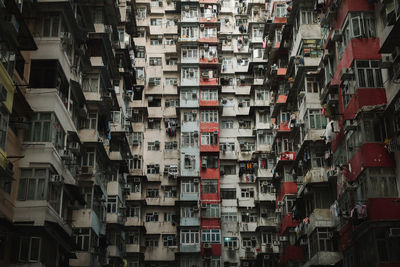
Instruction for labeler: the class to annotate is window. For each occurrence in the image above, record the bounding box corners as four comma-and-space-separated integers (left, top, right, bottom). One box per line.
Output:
148, 119, 161, 129
239, 120, 251, 129
145, 237, 159, 247
242, 237, 256, 248
221, 212, 237, 222
309, 228, 336, 258
149, 57, 162, 66
150, 18, 162, 26
181, 90, 198, 102
165, 141, 178, 150
150, 38, 162, 45
182, 132, 199, 147
241, 188, 254, 198
355, 60, 383, 88
242, 212, 257, 223
18, 236, 41, 262
182, 6, 198, 19
200, 27, 217, 38
81, 112, 97, 129
165, 38, 175, 45
166, 78, 178, 86
181, 180, 199, 193
201, 89, 218, 100
81, 187, 92, 209
182, 67, 198, 80
258, 133, 273, 145
18, 168, 47, 201
136, 68, 145, 80
130, 155, 142, 170
126, 232, 139, 244
256, 89, 269, 101
81, 147, 95, 167
221, 189, 236, 199
147, 141, 160, 151
39, 14, 63, 37
224, 237, 238, 248
308, 109, 327, 129
164, 187, 177, 198
82, 74, 100, 92
182, 47, 198, 59
147, 164, 160, 174
300, 10, 316, 24
221, 164, 236, 174
181, 230, 199, 244
306, 77, 319, 93
260, 181, 275, 194
201, 110, 218, 123
166, 57, 178, 65
202, 155, 218, 168
275, 4, 286, 18
201, 132, 218, 145
107, 196, 117, 213
74, 228, 90, 251
165, 99, 179, 107
182, 26, 198, 39
136, 7, 146, 19
146, 189, 159, 198
184, 155, 196, 169
148, 78, 161, 86
26, 113, 65, 151
129, 132, 142, 145
146, 212, 159, 222
239, 141, 256, 151
203, 204, 220, 218
126, 206, 140, 217
181, 207, 198, 218
202, 229, 221, 243
163, 235, 177, 247
201, 179, 218, 194
261, 232, 277, 244
221, 120, 233, 129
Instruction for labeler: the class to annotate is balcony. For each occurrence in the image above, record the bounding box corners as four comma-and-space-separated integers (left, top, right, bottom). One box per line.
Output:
343, 88, 387, 121
279, 213, 298, 236
240, 222, 257, 232
180, 243, 201, 253
347, 143, 394, 182
125, 216, 142, 227
144, 221, 176, 234
200, 77, 219, 86
260, 243, 279, 254
306, 251, 343, 266
144, 246, 177, 261
180, 217, 201, 226
180, 192, 200, 201
126, 244, 142, 253
106, 213, 126, 225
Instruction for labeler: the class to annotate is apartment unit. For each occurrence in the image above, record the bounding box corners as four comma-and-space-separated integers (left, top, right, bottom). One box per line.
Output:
269, 0, 400, 267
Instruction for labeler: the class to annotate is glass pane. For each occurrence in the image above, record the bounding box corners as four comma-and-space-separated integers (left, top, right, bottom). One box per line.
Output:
36, 179, 45, 200
27, 179, 36, 200
51, 16, 60, 37
19, 237, 29, 261
18, 179, 27, 200
33, 122, 41, 142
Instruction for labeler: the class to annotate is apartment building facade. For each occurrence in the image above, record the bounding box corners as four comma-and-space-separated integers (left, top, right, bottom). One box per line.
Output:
1, 0, 400, 267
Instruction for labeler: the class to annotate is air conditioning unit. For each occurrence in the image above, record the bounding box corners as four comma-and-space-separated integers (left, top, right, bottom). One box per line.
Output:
200, 24, 205, 28
194, 178, 199, 183
277, 201, 283, 206
173, 80, 178, 85
132, 140, 139, 146
327, 170, 337, 178
275, 208, 282, 213
201, 162, 207, 168
273, 240, 280, 246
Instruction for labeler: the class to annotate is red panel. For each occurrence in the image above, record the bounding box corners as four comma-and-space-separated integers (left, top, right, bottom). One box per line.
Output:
343, 88, 387, 120
200, 122, 219, 131
201, 192, 219, 200
347, 143, 394, 182
273, 17, 287, 24
201, 218, 220, 227
199, 37, 218, 43
276, 95, 287, 104
333, 0, 375, 30
200, 77, 219, 85
279, 122, 290, 132
280, 152, 295, 161
277, 68, 287, 76
199, 57, 218, 64
367, 198, 400, 221
199, 17, 218, 23
199, 100, 219, 106
279, 213, 298, 236
279, 245, 302, 263
277, 182, 297, 202
200, 167, 220, 178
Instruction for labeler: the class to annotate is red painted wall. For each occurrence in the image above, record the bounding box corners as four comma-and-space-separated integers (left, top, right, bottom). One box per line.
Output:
279, 213, 298, 236
339, 222, 353, 251
277, 182, 297, 202
347, 143, 394, 182
279, 245, 302, 263
201, 218, 220, 227
367, 198, 400, 221
332, 0, 375, 30
343, 88, 387, 120
200, 122, 219, 131
201, 243, 222, 255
